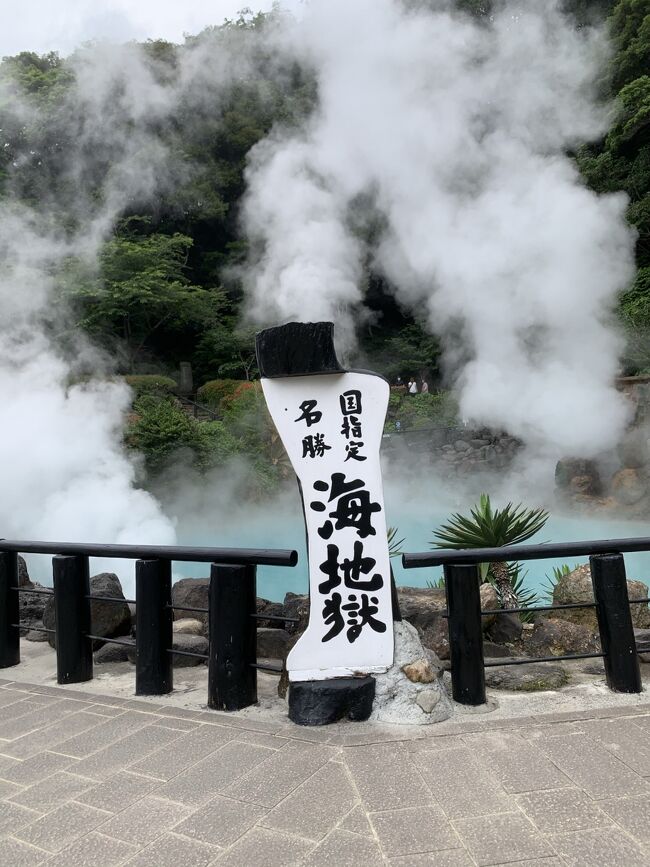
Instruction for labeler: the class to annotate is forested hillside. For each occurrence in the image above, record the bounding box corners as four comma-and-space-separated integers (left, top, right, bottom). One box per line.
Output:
0, 0, 647, 488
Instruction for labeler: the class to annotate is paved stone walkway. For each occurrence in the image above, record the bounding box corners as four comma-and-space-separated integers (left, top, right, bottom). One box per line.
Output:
2, 678, 650, 865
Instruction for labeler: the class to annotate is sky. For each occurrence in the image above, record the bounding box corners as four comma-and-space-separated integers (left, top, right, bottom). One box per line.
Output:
0, 0, 301, 57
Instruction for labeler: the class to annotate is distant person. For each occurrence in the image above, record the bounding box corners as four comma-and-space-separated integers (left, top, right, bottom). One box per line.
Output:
421, 380, 429, 394
408, 378, 418, 395
396, 375, 403, 387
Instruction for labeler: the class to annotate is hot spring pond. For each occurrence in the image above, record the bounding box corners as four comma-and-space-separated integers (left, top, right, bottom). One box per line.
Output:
176, 508, 650, 604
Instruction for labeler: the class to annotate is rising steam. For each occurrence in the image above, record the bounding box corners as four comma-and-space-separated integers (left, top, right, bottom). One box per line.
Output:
242, 0, 637, 460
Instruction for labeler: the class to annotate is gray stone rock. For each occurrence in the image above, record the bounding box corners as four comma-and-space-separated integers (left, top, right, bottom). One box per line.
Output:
95, 640, 134, 664
171, 577, 209, 627
18, 555, 30, 587
487, 612, 523, 644
370, 621, 451, 724
283, 592, 311, 635
173, 618, 204, 636
480, 583, 499, 629
483, 641, 513, 659
126, 633, 208, 667
25, 626, 49, 642
524, 618, 600, 657
454, 440, 470, 452
553, 564, 650, 629
257, 628, 290, 660
581, 660, 606, 675
416, 690, 441, 713
485, 664, 569, 691
397, 586, 449, 657
43, 572, 131, 649
611, 468, 647, 505
19, 583, 52, 626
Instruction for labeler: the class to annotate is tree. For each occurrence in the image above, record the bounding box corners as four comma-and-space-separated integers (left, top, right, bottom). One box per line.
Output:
62, 229, 224, 368
432, 494, 549, 608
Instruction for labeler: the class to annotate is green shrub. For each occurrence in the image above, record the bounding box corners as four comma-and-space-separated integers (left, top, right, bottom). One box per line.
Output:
123, 375, 177, 398
385, 390, 459, 431
196, 378, 243, 408
126, 394, 226, 473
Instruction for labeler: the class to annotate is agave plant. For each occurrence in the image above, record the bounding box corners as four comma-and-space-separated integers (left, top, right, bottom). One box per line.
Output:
387, 526, 405, 559
432, 494, 549, 609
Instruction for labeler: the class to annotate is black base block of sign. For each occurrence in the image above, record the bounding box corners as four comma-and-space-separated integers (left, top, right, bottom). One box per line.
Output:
288, 676, 375, 726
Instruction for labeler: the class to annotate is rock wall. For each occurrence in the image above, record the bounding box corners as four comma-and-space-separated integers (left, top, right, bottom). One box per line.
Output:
430, 429, 522, 478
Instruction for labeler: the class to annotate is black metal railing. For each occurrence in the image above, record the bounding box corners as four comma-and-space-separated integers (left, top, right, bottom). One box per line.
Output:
0, 541, 297, 712
403, 537, 650, 706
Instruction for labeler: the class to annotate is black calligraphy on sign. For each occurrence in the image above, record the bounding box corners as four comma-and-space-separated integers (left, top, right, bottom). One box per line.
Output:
301, 434, 331, 459
321, 592, 387, 643
318, 541, 384, 594
295, 399, 322, 427
340, 390, 362, 415
309, 473, 381, 540
339, 390, 366, 461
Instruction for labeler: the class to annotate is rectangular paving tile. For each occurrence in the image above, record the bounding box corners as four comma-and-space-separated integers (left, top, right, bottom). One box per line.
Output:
537, 734, 649, 799
516, 788, 612, 834
549, 827, 649, 867
71, 723, 182, 780
0, 689, 32, 709
95, 796, 192, 845
8, 771, 94, 812
173, 794, 266, 846
261, 761, 358, 842
0, 778, 23, 799
37, 832, 138, 867
0, 802, 41, 836
226, 742, 337, 809
0, 703, 79, 741
0, 699, 51, 727
54, 712, 155, 758
122, 832, 219, 867
215, 827, 314, 867
453, 812, 556, 866
1, 750, 76, 786
1, 711, 105, 759
302, 829, 384, 867
0, 837, 49, 867
370, 804, 461, 856
387, 852, 475, 867
599, 793, 650, 842
14, 802, 110, 853
417, 747, 512, 819
158, 740, 274, 807
129, 724, 235, 780
580, 718, 650, 775
343, 743, 432, 812
75, 770, 160, 812
464, 732, 571, 794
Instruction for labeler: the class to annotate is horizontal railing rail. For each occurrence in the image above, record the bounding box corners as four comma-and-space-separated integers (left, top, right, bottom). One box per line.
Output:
402, 540, 649, 707
0, 539, 297, 566
0, 540, 298, 713
403, 536, 650, 568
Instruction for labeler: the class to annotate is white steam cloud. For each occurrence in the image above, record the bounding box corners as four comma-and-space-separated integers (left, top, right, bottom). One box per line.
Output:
0, 33, 260, 580
243, 0, 637, 461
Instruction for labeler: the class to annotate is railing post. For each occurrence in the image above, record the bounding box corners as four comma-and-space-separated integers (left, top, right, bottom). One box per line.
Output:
590, 553, 641, 693
208, 563, 257, 711
136, 559, 173, 696
0, 552, 20, 668
445, 563, 486, 705
53, 554, 92, 684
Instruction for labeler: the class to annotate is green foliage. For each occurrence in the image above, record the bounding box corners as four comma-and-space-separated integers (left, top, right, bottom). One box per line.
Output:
196, 379, 243, 408
432, 494, 549, 615
386, 390, 458, 431
610, 0, 650, 91
123, 374, 177, 397
432, 494, 549, 550
541, 563, 574, 601
387, 526, 405, 559
126, 395, 230, 473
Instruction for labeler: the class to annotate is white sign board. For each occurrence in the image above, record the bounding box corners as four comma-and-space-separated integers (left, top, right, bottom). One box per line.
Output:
262, 371, 394, 682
